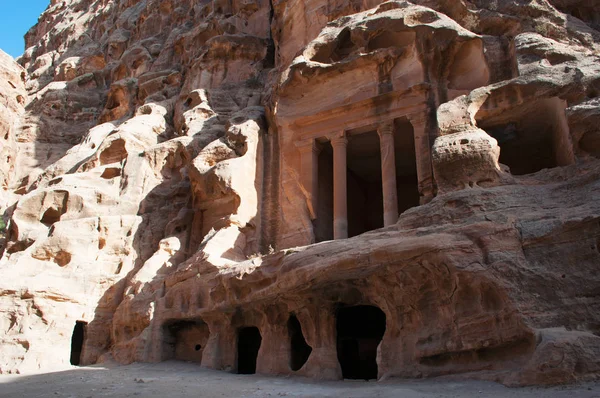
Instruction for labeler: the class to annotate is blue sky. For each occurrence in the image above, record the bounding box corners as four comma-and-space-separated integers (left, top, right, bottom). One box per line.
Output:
0, 1, 50, 58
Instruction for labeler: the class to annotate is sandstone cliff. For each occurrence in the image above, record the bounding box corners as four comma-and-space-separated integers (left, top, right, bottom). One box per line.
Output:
0, 0, 598, 386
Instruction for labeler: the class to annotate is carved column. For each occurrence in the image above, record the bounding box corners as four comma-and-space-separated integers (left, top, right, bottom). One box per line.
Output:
331, 132, 348, 240
408, 111, 435, 204
378, 121, 399, 227
295, 139, 321, 220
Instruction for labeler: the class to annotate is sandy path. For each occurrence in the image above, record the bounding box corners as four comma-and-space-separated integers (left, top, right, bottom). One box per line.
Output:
0, 361, 598, 398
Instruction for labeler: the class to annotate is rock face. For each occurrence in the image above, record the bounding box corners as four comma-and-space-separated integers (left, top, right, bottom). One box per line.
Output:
0, 0, 599, 386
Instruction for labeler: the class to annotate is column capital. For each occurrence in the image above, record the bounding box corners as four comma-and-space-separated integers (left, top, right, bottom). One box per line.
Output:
377, 120, 394, 137
329, 131, 348, 147
295, 138, 321, 155
407, 111, 429, 128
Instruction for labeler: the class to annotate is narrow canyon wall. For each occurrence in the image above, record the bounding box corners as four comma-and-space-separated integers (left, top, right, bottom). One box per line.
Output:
0, 0, 599, 386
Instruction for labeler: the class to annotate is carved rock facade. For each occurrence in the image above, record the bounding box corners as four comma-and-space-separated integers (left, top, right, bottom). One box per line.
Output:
0, 0, 599, 386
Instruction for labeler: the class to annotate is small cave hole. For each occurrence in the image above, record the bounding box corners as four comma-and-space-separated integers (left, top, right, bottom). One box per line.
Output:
288, 315, 312, 371
237, 326, 262, 374
162, 319, 209, 363
138, 105, 153, 115
100, 167, 121, 179
41, 207, 64, 226
48, 178, 63, 186
336, 305, 386, 380
99, 139, 127, 165
54, 250, 72, 267
70, 321, 87, 366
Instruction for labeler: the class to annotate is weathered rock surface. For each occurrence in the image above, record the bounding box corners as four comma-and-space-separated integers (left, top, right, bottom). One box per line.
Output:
0, 50, 26, 210
0, 0, 598, 387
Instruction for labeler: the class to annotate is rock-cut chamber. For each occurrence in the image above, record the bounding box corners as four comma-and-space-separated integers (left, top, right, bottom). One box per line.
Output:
70, 321, 87, 366
237, 326, 262, 374
336, 305, 386, 380
162, 319, 209, 363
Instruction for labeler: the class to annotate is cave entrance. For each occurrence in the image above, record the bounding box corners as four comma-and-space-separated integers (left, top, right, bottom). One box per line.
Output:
162, 319, 209, 363
70, 321, 87, 366
336, 305, 386, 380
237, 326, 262, 374
479, 97, 574, 175
288, 315, 312, 371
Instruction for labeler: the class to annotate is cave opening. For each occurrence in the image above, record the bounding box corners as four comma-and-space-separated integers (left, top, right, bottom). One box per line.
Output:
479, 97, 574, 175
70, 321, 87, 366
288, 315, 312, 371
162, 319, 209, 363
336, 305, 386, 380
485, 121, 556, 175
237, 326, 262, 374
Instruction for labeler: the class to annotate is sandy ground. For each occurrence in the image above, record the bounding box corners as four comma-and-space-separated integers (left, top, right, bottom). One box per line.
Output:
0, 361, 599, 398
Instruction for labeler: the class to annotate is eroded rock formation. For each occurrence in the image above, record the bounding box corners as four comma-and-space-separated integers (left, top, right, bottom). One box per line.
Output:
0, 0, 599, 386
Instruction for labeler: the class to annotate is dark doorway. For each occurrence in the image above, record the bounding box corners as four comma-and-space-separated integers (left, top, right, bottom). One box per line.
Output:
288, 315, 312, 371
346, 131, 384, 237
315, 141, 334, 242
393, 119, 420, 214
237, 326, 262, 374
336, 305, 386, 380
70, 321, 87, 366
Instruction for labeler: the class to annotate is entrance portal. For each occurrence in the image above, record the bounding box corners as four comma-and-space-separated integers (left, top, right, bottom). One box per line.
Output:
288, 315, 312, 371
70, 321, 87, 366
392, 119, 419, 214
336, 305, 386, 380
315, 142, 334, 242
346, 131, 384, 237
237, 326, 262, 374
